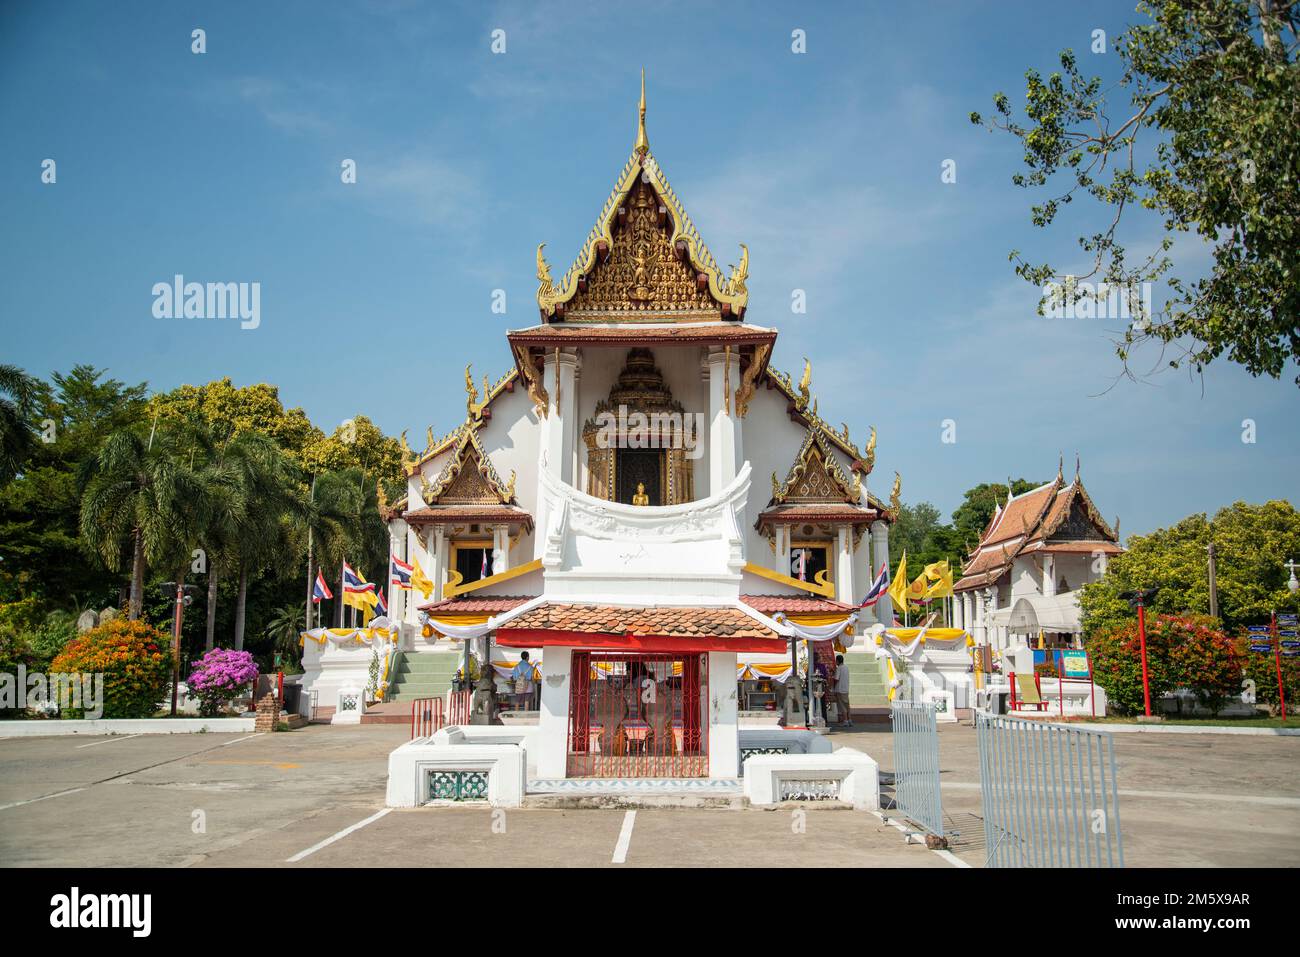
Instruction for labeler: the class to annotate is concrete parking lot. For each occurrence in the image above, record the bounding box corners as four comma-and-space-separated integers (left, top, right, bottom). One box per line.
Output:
0, 721, 1295, 867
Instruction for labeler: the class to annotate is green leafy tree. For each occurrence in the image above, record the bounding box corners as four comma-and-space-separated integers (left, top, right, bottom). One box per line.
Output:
0, 367, 148, 606
77, 425, 205, 620
972, 0, 1300, 384
0, 364, 40, 483
1080, 500, 1300, 637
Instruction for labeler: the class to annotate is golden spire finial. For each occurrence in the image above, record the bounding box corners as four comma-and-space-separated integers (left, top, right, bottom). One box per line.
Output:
634, 69, 649, 157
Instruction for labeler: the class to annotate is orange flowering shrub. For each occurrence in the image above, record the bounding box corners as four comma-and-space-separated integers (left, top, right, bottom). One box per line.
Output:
50, 619, 173, 718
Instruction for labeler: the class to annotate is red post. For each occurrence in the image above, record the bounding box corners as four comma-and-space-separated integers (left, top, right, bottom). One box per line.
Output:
1273, 611, 1287, 721
1137, 601, 1152, 717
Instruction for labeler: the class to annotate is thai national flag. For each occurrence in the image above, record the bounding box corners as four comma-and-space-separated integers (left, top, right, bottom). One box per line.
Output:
374, 588, 388, 615
342, 561, 374, 594
390, 554, 412, 590
791, 549, 807, 582
312, 570, 333, 603
480, 549, 489, 578
859, 562, 890, 607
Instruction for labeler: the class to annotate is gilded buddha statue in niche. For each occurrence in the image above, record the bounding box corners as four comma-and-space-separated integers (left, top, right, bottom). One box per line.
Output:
631, 482, 650, 506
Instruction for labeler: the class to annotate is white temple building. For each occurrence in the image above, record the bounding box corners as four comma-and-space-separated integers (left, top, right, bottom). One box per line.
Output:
301, 81, 900, 797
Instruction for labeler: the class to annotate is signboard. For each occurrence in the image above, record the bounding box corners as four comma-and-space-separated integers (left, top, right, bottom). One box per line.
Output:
1278, 629, 1298, 638
1278, 613, 1298, 624
1248, 625, 1272, 634
1250, 643, 1274, 653
1058, 649, 1091, 678
1281, 640, 1300, 649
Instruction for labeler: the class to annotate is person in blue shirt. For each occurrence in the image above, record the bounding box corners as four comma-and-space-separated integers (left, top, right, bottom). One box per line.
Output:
510, 651, 536, 711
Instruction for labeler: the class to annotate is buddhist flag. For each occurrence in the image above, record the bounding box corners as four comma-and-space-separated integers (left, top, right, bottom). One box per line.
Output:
887, 551, 910, 610
410, 558, 434, 600
924, 560, 954, 599
905, 570, 930, 605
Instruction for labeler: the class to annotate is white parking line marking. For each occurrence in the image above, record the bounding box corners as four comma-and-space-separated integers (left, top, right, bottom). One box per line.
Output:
612, 810, 636, 864
0, 787, 86, 811
76, 734, 144, 749
285, 808, 393, 863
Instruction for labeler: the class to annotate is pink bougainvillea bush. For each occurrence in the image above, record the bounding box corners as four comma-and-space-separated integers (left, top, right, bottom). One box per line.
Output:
187, 649, 259, 716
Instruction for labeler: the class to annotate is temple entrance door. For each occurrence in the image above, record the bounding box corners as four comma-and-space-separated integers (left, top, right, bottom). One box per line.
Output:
567, 651, 708, 777
616, 449, 663, 505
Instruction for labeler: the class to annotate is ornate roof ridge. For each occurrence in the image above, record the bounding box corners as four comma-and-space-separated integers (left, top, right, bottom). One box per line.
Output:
536, 120, 749, 319
764, 366, 869, 466
405, 368, 518, 473
771, 428, 859, 507
418, 422, 517, 507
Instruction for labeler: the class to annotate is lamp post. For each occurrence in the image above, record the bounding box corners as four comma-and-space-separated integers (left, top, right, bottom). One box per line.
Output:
161, 582, 199, 716
1121, 588, 1159, 717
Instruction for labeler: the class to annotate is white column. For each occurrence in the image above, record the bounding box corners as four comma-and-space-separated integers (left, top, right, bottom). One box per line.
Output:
773, 524, 791, 575
1043, 555, 1056, 597
870, 521, 892, 624
537, 646, 572, 778
708, 651, 739, 779
492, 524, 510, 574
706, 347, 740, 496
431, 525, 446, 603
534, 350, 579, 561
388, 522, 407, 626
835, 525, 853, 602
406, 524, 429, 625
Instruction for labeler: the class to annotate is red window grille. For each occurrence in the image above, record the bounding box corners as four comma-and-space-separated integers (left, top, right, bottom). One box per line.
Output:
566, 651, 709, 778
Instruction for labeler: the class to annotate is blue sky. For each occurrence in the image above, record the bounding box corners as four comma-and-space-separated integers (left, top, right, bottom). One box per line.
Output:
1, 0, 1295, 536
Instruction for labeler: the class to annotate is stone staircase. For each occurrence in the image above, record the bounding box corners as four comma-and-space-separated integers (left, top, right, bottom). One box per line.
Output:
386, 651, 459, 703
845, 654, 891, 717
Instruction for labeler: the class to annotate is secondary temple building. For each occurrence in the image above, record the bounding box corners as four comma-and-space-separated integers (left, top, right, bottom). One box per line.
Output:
952, 459, 1123, 653
307, 80, 900, 787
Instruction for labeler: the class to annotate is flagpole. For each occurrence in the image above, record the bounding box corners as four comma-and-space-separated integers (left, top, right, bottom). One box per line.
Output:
338, 562, 346, 628
305, 476, 316, 633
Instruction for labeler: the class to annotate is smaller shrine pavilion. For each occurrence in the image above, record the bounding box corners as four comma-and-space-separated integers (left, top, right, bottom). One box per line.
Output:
953, 457, 1123, 651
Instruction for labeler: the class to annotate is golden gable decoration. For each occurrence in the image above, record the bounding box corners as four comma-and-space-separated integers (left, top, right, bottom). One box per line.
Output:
535, 75, 749, 322
419, 429, 516, 507
772, 430, 858, 505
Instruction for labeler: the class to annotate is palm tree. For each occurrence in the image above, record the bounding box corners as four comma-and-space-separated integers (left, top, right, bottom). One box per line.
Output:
265, 602, 306, 666
295, 469, 364, 630
0, 363, 40, 483
224, 435, 304, 650
78, 424, 200, 620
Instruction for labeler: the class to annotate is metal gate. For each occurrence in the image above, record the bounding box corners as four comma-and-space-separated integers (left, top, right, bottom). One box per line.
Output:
889, 701, 945, 838
976, 712, 1124, 867
567, 651, 708, 777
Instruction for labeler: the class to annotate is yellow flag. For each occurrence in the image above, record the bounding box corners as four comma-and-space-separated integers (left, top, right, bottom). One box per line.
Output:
924, 560, 953, 599
922, 560, 948, 581
410, 558, 434, 600
905, 571, 929, 604
887, 551, 909, 609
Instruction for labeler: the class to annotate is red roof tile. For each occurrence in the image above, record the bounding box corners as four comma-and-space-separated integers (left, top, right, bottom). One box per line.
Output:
403, 504, 533, 532
498, 603, 780, 640
740, 595, 856, 615
420, 595, 532, 614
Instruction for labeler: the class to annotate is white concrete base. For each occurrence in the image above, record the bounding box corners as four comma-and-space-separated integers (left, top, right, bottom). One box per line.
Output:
0, 718, 256, 737
739, 728, 832, 755
385, 738, 526, 808
743, 747, 880, 809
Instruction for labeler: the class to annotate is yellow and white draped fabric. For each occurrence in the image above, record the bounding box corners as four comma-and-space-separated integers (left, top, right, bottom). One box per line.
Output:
299, 627, 392, 648
772, 612, 857, 648
490, 659, 542, 680
738, 662, 795, 683
424, 595, 549, 641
